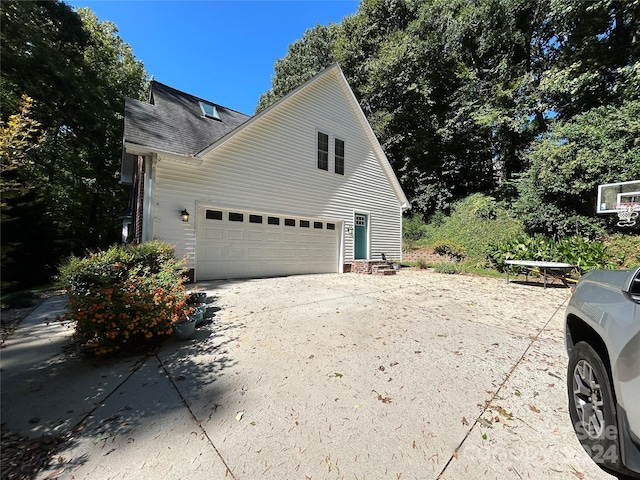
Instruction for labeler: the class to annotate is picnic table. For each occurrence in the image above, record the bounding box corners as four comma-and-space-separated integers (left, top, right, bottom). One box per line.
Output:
505, 260, 576, 288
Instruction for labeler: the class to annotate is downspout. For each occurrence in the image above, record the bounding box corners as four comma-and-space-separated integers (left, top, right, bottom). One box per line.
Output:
141, 155, 157, 242
132, 155, 145, 243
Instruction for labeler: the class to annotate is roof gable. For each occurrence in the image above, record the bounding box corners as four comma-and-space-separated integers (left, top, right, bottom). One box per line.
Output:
197, 64, 410, 210
124, 81, 251, 156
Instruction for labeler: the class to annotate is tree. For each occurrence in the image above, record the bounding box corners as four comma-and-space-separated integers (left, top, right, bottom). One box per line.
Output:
514, 2, 640, 237
0, 1, 148, 289
0, 95, 43, 206
541, 0, 640, 118
515, 98, 640, 237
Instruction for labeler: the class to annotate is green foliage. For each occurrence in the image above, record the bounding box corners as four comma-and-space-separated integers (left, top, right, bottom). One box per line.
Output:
415, 257, 429, 269
411, 194, 524, 262
431, 241, 467, 261
515, 99, 640, 237
604, 234, 640, 269
0, 94, 42, 205
541, 0, 640, 117
467, 195, 498, 220
403, 215, 430, 241
1, 1, 148, 289
1, 290, 37, 309
433, 262, 462, 275
486, 234, 615, 274
58, 242, 189, 356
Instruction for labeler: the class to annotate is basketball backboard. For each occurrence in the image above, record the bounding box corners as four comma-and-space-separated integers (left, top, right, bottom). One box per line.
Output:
597, 180, 640, 214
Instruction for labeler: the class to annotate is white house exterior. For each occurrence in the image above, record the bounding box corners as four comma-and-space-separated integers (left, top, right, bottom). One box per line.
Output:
122, 64, 409, 280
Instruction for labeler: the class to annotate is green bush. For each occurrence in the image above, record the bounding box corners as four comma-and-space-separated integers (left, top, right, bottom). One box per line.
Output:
486, 234, 615, 274
406, 194, 524, 262
403, 215, 430, 241
431, 241, 467, 261
604, 234, 640, 268
58, 241, 190, 355
415, 257, 429, 269
467, 194, 497, 220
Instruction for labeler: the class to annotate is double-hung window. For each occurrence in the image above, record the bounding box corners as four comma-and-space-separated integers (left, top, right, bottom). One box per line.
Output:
317, 131, 345, 175
317, 132, 329, 171
334, 138, 344, 175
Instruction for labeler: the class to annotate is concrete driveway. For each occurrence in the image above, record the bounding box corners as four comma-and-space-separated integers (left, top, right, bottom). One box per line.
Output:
2, 270, 617, 479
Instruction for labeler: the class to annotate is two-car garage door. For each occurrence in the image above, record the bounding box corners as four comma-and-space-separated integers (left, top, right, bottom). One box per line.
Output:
196, 206, 340, 280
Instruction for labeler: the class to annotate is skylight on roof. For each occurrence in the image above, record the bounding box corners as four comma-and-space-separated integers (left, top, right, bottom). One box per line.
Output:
199, 101, 220, 120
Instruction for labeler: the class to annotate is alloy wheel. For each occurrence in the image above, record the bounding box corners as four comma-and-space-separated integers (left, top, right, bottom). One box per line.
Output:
572, 359, 605, 439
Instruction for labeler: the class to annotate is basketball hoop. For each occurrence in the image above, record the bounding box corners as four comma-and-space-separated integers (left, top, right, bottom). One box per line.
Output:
614, 203, 640, 227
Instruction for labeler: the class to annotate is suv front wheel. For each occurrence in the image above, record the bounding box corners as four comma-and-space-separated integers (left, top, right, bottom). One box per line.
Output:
567, 341, 623, 473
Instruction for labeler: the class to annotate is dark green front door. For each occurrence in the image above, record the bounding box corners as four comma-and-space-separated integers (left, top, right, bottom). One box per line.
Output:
354, 213, 368, 260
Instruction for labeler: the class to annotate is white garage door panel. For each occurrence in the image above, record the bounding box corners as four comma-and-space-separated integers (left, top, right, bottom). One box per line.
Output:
204, 228, 224, 240
203, 246, 224, 259
196, 207, 339, 280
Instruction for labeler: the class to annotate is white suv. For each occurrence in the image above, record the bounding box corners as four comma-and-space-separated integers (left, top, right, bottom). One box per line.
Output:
565, 266, 640, 479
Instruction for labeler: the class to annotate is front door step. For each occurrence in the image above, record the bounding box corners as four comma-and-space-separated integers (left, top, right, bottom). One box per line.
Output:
350, 260, 396, 275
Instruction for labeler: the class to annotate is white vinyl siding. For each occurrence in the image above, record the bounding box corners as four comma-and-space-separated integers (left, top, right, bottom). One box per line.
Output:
149, 68, 404, 275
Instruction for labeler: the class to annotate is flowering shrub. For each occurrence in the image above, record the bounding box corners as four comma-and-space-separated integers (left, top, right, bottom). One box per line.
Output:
58, 241, 190, 355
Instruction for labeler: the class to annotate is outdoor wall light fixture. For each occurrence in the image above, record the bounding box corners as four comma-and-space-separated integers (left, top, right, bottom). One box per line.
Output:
181, 209, 190, 222
346, 226, 353, 235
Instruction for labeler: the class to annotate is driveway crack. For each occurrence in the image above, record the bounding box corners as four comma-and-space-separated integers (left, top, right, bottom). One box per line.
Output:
435, 296, 569, 479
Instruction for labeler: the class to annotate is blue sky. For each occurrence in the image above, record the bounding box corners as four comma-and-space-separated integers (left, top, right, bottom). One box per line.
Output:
67, 1, 360, 114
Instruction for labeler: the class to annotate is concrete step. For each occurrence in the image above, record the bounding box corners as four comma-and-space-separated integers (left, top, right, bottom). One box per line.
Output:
371, 265, 396, 275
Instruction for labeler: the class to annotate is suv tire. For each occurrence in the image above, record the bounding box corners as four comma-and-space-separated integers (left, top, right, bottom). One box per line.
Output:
567, 341, 623, 473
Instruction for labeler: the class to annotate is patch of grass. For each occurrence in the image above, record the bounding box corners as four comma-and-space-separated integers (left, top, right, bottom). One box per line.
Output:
1, 290, 37, 309
433, 262, 462, 274
415, 257, 430, 269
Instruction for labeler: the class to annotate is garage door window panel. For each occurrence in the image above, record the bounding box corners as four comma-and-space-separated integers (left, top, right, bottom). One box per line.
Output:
206, 210, 223, 220
229, 212, 244, 222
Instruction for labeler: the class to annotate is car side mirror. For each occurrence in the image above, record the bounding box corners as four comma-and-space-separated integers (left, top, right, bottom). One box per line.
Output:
622, 266, 640, 304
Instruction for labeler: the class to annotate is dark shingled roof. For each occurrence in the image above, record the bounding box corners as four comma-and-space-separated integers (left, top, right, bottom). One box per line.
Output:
124, 81, 252, 156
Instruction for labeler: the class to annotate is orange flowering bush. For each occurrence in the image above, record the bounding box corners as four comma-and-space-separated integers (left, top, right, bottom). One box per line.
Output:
58, 241, 190, 355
